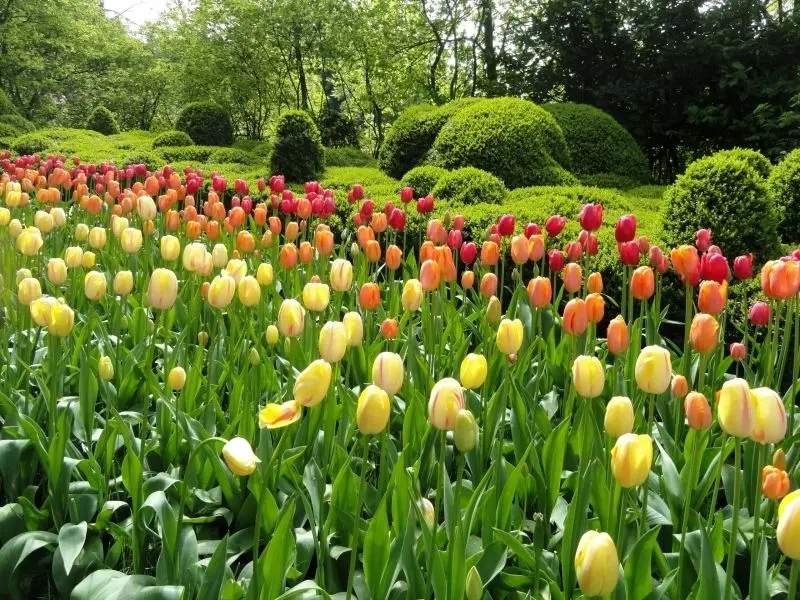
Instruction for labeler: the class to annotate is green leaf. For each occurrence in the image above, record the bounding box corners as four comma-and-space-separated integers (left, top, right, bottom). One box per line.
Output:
71, 570, 158, 600
623, 526, 660, 599
695, 523, 724, 600
363, 499, 391, 598
260, 499, 296, 600
197, 534, 229, 600
561, 458, 595, 600
542, 419, 569, 514
57, 521, 88, 576
0, 530, 57, 588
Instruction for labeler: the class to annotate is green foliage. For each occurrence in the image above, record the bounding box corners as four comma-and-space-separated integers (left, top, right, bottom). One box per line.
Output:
85, 106, 120, 135
158, 146, 215, 163
0, 114, 35, 134
0, 88, 18, 115
322, 166, 398, 192
663, 154, 779, 260
543, 102, 648, 180
269, 110, 325, 182
318, 105, 360, 148
378, 98, 481, 178
432, 97, 572, 189
152, 130, 194, 149
768, 148, 800, 243
399, 165, 448, 197
0, 124, 20, 139
324, 146, 376, 168
176, 101, 234, 146
579, 172, 642, 190
430, 167, 507, 206
208, 147, 259, 165
120, 151, 163, 171
712, 148, 772, 179
11, 132, 55, 155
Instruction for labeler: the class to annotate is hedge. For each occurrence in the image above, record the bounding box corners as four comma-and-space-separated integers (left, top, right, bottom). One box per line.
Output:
712, 148, 772, 179
269, 110, 325, 182
399, 166, 449, 198
768, 148, 800, 242
152, 130, 194, 149
324, 146, 377, 168
176, 101, 234, 146
11, 132, 56, 156
430, 167, 507, 206
0, 114, 35, 134
86, 106, 120, 135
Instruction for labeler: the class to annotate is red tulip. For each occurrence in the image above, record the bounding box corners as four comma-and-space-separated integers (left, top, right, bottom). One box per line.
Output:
453, 214, 465, 231
498, 214, 515, 237
615, 214, 636, 243
257, 178, 266, 192
383, 201, 395, 216
545, 215, 567, 237
448, 229, 463, 250
733, 254, 753, 280
638, 236, 650, 254
234, 179, 248, 196
579, 203, 603, 231
352, 184, 364, 201
700, 252, 729, 283
566, 241, 582, 262
270, 175, 285, 193
389, 208, 406, 231
524, 222, 541, 238
618, 241, 640, 266
695, 228, 712, 252
548, 249, 565, 272
749, 301, 770, 326
585, 233, 598, 256
461, 242, 477, 264
360, 199, 375, 219
400, 187, 414, 203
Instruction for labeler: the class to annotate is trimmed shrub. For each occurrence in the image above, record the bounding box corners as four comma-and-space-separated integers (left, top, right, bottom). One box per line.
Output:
11, 132, 55, 155
400, 166, 448, 198
432, 97, 571, 189
0, 114, 35, 134
324, 146, 376, 168
208, 147, 259, 165
269, 110, 324, 182
378, 98, 481, 178
662, 154, 779, 260
176, 101, 234, 146
713, 148, 772, 179
543, 102, 648, 180
579, 172, 641, 190
0, 137, 12, 150
430, 167, 507, 206
322, 166, 398, 191
768, 148, 800, 242
121, 151, 163, 171
152, 130, 194, 149
86, 106, 120, 135
318, 106, 360, 148
158, 146, 214, 163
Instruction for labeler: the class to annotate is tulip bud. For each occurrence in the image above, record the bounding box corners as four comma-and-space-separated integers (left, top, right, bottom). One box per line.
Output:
749, 301, 771, 326
147, 268, 178, 310
319, 321, 347, 363
635, 346, 672, 394
718, 378, 755, 438
562, 263, 582, 294
380, 318, 399, 339
372, 352, 404, 395
197, 331, 209, 347
733, 254, 753, 280
256, 262, 274, 287
460, 353, 488, 389
762, 466, 789, 501
486, 296, 501, 325
684, 391, 712, 430
221, 437, 260, 476
606, 315, 629, 355
563, 298, 588, 336
575, 531, 620, 597
750, 387, 787, 444
586, 293, 605, 324
168, 366, 186, 391
777, 491, 800, 559
454, 409, 478, 452
428, 377, 465, 430
357, 385, 391, 435
604, 396, 634, 437
343, 311, 363, 346
587, 272, 603, 294
774, 448, 788, 471
496, 318, 524, 354
465, 566, 483, 600
729, 342, 746, 361
572, 355, 605, 398
418, 498, 435, 530
671, 375, 688, 398
611, 433, 653, 488
98, 356, 114, 381
294, 359, 332, 407
690, 313, 719, 353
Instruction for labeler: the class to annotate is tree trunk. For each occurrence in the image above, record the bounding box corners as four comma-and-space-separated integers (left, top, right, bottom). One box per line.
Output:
292, 25, 309, 110
482, 0, 497, 95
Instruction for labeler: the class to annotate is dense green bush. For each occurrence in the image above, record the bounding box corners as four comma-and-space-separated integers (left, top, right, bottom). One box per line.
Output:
399, 165, 448, 197
176, 101, 234, 146
86, 106, 120, 135
208, 147, 259, 165
432, 97, 572, 188
0, 88, 18, 115
121, 150, 163, 171
152, 130, 194, 148
318, 105, 360, 148
324, 146, 376, 168
158, 146, 215, 163
768, 148, 800, 242
0, 114, 35, 134
322, 166, 398, 191
11, 132, 55, 155
713, 148, 772, 179
0, 123, 20, 139
430, 167, 507, 206
662, 154, 779, 260
269, 110, 324, 182
543, 103, 648, 180
579, 172, 641, 190
378, 98, 480, 178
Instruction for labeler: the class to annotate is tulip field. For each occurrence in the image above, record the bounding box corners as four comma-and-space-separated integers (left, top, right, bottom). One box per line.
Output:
1, 156, 800, 600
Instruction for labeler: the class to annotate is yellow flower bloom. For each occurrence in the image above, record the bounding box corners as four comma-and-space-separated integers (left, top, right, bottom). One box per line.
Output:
750, 387, 787, 444
302, 281, 330, 312
343, 311, 363, 346
454, 409, 478, 452
212, 244, 229, 268
47, 258, 67, 285
33, 210, 53, 234
182, 242, 206, 272
224, 258, 247, 284
372, 351, 404, 395
88, 226, 106, 249
48, 301, 75, 337
496, 318, 524, 354
221, 437, 260, 476
167, 366, 186, 391
16, 226, 43, 256
113, 271, 134, 296
259, 400, 302, 429
356, 385, 391, 434
147, 268, 178, 310
237, 275, 261, 307
84, 271, 107, 301
137, 195, 157, 221
575, 531, 619, 597
604, 396, 634, 438
120, 227, 143, 254
99, 356, 114, 381
160, 235, 181, 261
459, 353, 488, 389
81, 251, 96, 269
294, 359, 332, 407
778, 491, 800, 559
30, 296, 57, 327
111, 215, 129, 238
401, 278, 423, 312
330, 258, 353, 292
718, 378, 755, 438
319, 321, 347, 363
64, 246, 83, 269
256, 263, 273, 287
634, 346, 672, 395
278, 299, 304, 337
611, 433, 653, 488
265, 325, 279, 345
428, 377, 465, 430
572, 355, 606, 398
17, 277, 42, 306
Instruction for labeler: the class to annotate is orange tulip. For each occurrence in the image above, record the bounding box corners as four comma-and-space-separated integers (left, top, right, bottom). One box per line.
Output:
461, 271, 475, 289
165, 209, 180, 231
525, 276, 550, 308
269, 216, 282, 235
690, 313, 719, 353
420, 259, 441, 291
365, 239, 381, 262
427, 219, 446, 244
480, 272, 498, 298
371, 212, 388, 233
279, 243, 298, 270
420, 240, 436, 262
285, 221, 299, 241
357, 225, 375, 248
145, 175, 160, 196
236, 231, 255, 254
562, 263, 582, 294
586, 293, 605, 324
254, 206, 267, 226
386, 244, 402, 270
671, 375, 688, 398
630, 266, 655, 300
229, 206, 245, 228
607, 315, 629, 355
528, 234, 545, 261
481, 241, 499, 266
380, 318, 399, 339
563, 298, 588, 336
315, 229, 334, 256
587, 272, 603, 294
510, 235, 529, 265
761, 260, 800, 300
207, 220, 220, 240
671, 245, 699, 281
684, 391, 712, 430
762, 466, 790, 500
185, 220, 201, 239
299, 241, 314, 264
698, 280, 727, 315
211, 202, 226, 222
359, 282, 381, 310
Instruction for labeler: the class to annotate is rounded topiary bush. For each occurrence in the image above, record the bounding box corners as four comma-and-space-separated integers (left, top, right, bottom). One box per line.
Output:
662, 154, 779, 260
542, 102, 648, 181
430, 167, 507, 206
121, 151, 163, 171
208, 147, 259, 165
768, 148, 800, 243
86, 106, 120, 135
152, 130, 194, 149
432, 97, 571, 189
11, 132, 54, 156
378, 98, 481, 179
269, 109, 324, 182
400, 165, 449, 198
176, 101, 234, 146
0, 114, 35, 134
713, 148, 772, 179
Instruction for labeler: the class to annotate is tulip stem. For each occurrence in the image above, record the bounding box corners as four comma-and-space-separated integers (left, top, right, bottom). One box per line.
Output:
724, 438, 742, 599
676, 430, 701, 598
615, 486, 626, 551
749, 443, 766, 594
709, 432, 727, 514
639, 394, 655, 537
790, 298, 800, 436
789, 561, 799, 600
345, 436, 369, 600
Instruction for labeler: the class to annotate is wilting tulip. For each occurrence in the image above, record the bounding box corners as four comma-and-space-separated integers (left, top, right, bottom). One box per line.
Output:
496, 319, 524, 354
733, 254, 753, 279
690, 313, 719, 353
562, 263, 582, 294
762, 466, 789, 501
630, 266, 655, 300
527, 276, 552, 308
428, 378, 465, 430
18, 277, 42, 306
160, 235, 180, 262
684, 392, 712, 430
671, 245, 699, 282
319, 321, 347, 363
303, 282, 330, 312
750, 387, 787, 444
278, 299, 304, 337
575, 531, 619, 597
168, 366, 186, 391
761, 259, 800, 299
730, 342, 746, 361
718, 378, 755, 438
460, 353, 488, 389
98, 356, 114, 381
294, 359, 332, 407
671, 375, 688, 398
563, 298, 588, 336
343, 311, 363, 346
454, 409, 478, 452
372, 352, 404, 395
84, 271, 107, 301
256, 263, 273, 287
777, 491, 800, 559
635, 345, 672, 394
357, 385, 391, 434
749, 301, 771, 326
604, 396, 634, 438
237, 276, 261, 307
359, 283, 381, 310
113, 271, 134, 296
607, 315, 629, 355
611, 433, 653, 488
587, 272, 603, 294
259, 400, 302, 429
120, 227, 143, 254
586, 293, 605, 324
221, 437, 260, 476
572, 355, 605, 398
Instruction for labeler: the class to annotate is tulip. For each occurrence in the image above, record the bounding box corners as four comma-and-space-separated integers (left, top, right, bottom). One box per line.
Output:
480, 272, 498, 298
697, 280, 726, 315
749, 301, 771, 326
774, 448, 788, 471
671, 375, 688, 398
111, 216, 129, 238
762, 466, 789, 501
159, 235, 180, 262
750, 387, 787, 444
572, 355, 605, 398
224, 259, 247, 284
486, 296, 501, 325
48, 301, 75, 337
330, 258, 353, 292
372, 352, 404, 395
319, 321, 347, 363
695, 228, 712, 251
699, 252, 729, 283
16, 227, 43, 256
356, 385, 391, 435
579, 203, 603, 231
690, 313, 719, 353
137, 195, 157, 221
586, 293, 605, 324
182, 242, 206, 272
566, 241, 582, 262
729, 342, 746, 361
64, 246, 83, 269
615, 214, 636, 243
587, 272, 603, 294
575, 531, 619, 597
461, 271, 475, 289
88, 226, 107, 249
359, 283, 381, 310
428, 378, 465, 430
480, 241, 499, 266
259, 400, 302, 429
671, 245, 699, 282
81, 251, 96, 269
294, 359, 332, 407
733, 254, 753, 279
604, 396, 634, 438
618, 241, 640, 266
18, 277, 42, 305
761, 259, 800, 300
256, 263, 273, 287
276, 299, 304, 337
563, 298, 588, 336
343, 311, 363, 346
208, 274, 236, 309
397, 278, 423, 312
84, 271, 107, 301
607, 316, 629, 355
496, 318, 524, 354
33, 210, 53, 234
99, 356, 114, 381
630, 266, 655, 300
30, 296, 56, 327
611, 433, 653, 488
527, 276, 552, 308
777, 491, 800, 559
545, 215, 567, 237
461, 242, 477, 264
145, 268, 178, 310
303, 282, 330, 312
454, 409, 478, 452
114, 271, 134, 296
460, 353, 488, 389
562, 263, 582, 294
420, 259, 441, 291
221, 437, 260, 476
211, 243, 229, 268
548, 249, 565, 272
718, 378, 755, 437
120, 227, 143, 254
684, 392, 712, 430
510, 235, 529, 264
265, 325, 279, 345
237, 276, 261, 307
168, 366, 186, 391
635, 345, 672, 394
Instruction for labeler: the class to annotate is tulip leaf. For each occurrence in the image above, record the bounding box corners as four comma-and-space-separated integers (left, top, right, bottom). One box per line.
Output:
623, 526, 660, 599
363, 498, 390, 598
261, 499, 296, 600
57, 521, 88, 576
561, 458, 596, 600
542, 419, 570, 514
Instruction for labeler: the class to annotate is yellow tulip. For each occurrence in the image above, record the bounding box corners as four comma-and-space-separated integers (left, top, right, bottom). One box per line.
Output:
51, 207, 65, 228
0, 207, 10, 225
17, 277, 42, 305
454, 409, 478, 452
221, 437, 260, 476
356, 385, 391, 434
418, 498, 435, 530
64, 246, 83, 269
33, 210, 53, 234
259, 400, 302, 429
224, 258, 247, 284
294, 359, 332, 407
604, 396, 634, 438
256, 263, 273, 286
5, 189, 21, 207
486, 296, 501, 325
428, 377, 465, 430
160, 235, 180, 261
372, 351, 404, 395
137, 195, 157, 221
113, 271, 134, 296
401, 278, 423, 312
111, 215, 129, 238
16, 268, 31, 284
81, 251, 96, 269
47, 258, 67, 285
168, 366, 186, 391
330, 258, 353, 292
30, 296, 57, 327
84, 271, 107, 301
88, 226, 106, 249
635, 346, 672, 395
343, 311, 363, 346
278, 299, 304, 337
120, 227, 143, 254
265, 325, 279, 345
16, 227, 43, 256
575, 531, 619, 597
8, 218, 22, 239
212, 243, 229, 268
750, 387, 787, 444
459, 353, 488, 389
75, 223, 89, 242
496, 318, 524, 354
237, 276, 261, 307
777, 491, 800, 559
302, 282, 330, 312
572, 355, 606, 398
48, 301, 75, 337
147, 268, 178, 310
718, 378, 755, 438
319, 321, 347, 363
182, 242, 206, 272
208, 274, 236, 309
198, 251, 214, 277
249, 348, 260, 365
99, 356, 114, 381
611, 433, 653, 488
